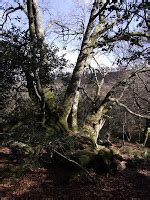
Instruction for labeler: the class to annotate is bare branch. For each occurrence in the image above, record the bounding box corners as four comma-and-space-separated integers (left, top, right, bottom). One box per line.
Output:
93, 68, 104, 98
137, 73, 150, 93
98, 32, 149, 49
2, 6, 23, 28
109, 97, 150, 120
106, 67, 150, 100
92, 1, 109, 21
79, 87, 95, 104
44, 20, 58, 35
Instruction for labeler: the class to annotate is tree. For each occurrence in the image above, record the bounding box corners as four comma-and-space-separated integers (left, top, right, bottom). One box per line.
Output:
2, 0, 150, 148
50, 0, 150, 144
1, 19, 67, 131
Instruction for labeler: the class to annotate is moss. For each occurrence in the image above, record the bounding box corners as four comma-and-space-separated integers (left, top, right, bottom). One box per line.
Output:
82, 125, 97, 145
73, 149, 97, 167
86, 115, 99, 125
143, 127, 150, 146
44, 88, 57, 112
59, 117, 69, 132
98, 149, 113, 160
45, 113, 68, 137
45, 127, 55, 138
45, 121, 67, 139
63, 98, 70, 112
57, 98, 71, 132
69, 173, 81, 182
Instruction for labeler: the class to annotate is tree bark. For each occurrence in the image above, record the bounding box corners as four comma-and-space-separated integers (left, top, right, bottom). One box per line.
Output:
61, 1, 104, 128
26, 0, 54, 119
70, 90, 80, 132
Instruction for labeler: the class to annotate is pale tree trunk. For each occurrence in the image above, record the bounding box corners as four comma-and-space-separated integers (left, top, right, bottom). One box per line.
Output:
61, 0, 117, 131
32, 0, 44, 40
26, 0, 60, 129
27, 0, 36, 40
60, 0, 107, 129
26, 0, 51, 118
60, 46, 95, 130
26, 0, 44, 121
143, 102, 150, 145
27, 0, 44, 40
26, 0, 70, 132
70, 90, 80, 132
83, 104, 106, 144
83, 118, 106, 146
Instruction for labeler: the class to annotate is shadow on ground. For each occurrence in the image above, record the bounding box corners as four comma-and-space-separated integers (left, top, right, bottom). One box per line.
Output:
1, 147, 150, 200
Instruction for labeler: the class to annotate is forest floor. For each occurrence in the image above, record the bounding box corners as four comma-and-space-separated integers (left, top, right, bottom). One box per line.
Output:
1, 142, 150, 200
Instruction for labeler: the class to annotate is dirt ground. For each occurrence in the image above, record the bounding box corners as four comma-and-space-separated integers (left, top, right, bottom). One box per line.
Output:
1, 145, 150, 200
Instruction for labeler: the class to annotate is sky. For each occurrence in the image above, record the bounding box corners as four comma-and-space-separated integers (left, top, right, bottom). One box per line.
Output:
42, 0, 116, 69
1, 0, 118, 70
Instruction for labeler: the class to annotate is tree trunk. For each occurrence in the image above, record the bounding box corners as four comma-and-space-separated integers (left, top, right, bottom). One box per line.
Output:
82, 104, 106, 144
26, 0, 56, 120
69, 90, 80, 132
60, 1, 101, 129
26, 0, 36, 40
143, 102, 150, 146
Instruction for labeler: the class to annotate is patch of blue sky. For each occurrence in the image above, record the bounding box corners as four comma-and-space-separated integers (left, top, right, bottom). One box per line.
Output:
1, 0, 28, 31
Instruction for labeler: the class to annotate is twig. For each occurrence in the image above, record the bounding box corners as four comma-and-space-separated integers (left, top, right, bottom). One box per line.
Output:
54, 150, 94, 180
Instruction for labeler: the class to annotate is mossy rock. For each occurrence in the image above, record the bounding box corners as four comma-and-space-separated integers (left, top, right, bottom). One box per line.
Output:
127, 156, 144, 168
88, 148, 125, 173
71, 149, 98, 167
98, 149, 113, 160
